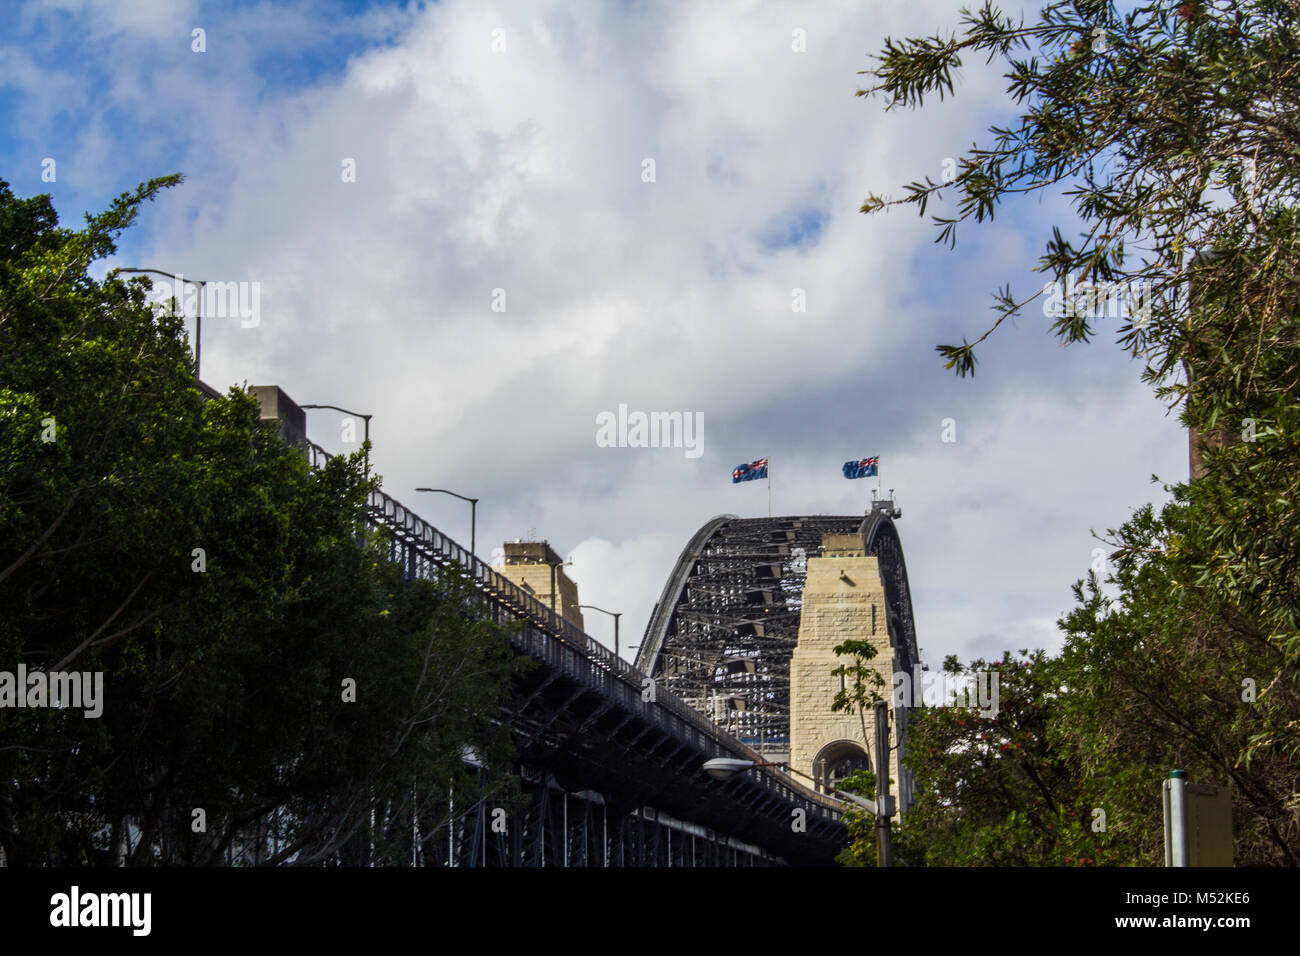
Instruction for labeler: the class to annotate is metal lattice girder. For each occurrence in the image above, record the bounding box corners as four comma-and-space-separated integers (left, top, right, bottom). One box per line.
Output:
302, 442, 852, 864
636, 508, 920, 755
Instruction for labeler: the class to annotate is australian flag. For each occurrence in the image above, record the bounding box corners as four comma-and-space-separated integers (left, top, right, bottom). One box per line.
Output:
843, 456, 879, 479
732, 458, 769, 483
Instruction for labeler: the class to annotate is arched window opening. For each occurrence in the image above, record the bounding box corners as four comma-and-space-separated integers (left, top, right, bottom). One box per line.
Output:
812, 740, 871, 794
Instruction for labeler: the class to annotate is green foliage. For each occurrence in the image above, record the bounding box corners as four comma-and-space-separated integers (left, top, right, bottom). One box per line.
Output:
0, 178, 520, 865
840, 651, 1137, 866
833, 768, 879, 867
1058, 486, 1300, 865
844, 490, 1299, 865
831, 638, 885, 749
853, 0, 1300, 866
861, 0, 1300, 416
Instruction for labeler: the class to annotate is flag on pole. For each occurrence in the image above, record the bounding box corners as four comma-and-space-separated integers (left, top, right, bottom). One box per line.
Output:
732, 458, 769, 483
843, 456, 879, 479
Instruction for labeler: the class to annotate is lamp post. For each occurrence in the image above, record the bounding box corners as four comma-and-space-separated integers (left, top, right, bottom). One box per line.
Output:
701, 709, 896, 869
114, 267, 208, 379
702, 757, 880, 812
544, 554, 572, 615
302, 404, 373, 473
414, 488, 478, 558
872, 698, 894, 867
577, 605, 622, 660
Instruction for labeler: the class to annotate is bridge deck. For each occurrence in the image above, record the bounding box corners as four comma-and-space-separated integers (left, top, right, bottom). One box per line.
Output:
307, 443, 848, 865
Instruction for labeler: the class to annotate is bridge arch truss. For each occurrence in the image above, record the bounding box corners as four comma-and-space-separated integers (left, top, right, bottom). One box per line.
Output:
635, 505, 920, 758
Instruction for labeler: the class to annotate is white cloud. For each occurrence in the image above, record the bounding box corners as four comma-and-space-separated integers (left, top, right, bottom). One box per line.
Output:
29, 0, 201, 40
6, 0, 1188, 669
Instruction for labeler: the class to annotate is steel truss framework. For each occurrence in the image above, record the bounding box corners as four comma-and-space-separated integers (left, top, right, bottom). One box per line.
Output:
635, 503, 920, 760
416, 770, 775, 867
303, 443, 847, 866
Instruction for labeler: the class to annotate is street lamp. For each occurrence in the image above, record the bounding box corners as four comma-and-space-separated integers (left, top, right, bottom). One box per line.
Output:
543, 554, 573, 615
414, 488, 478, 558
114, 267, 208, 379
701, 757, 882, 814
702, 700, 896, 867
302, 404, 373, 473
577, 605, 622, 660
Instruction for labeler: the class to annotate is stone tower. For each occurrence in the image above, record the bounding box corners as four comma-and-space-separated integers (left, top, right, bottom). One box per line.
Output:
789, 532, 911, 811
493, 541, 585, 629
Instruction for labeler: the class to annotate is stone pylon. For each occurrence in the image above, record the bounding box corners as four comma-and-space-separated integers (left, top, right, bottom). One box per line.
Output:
789, 533, 911, 810
493, 541, 585, 629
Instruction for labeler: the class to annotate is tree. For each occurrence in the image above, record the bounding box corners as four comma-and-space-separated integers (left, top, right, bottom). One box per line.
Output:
861, 0, 1299, 407
857, 497, 1299, 866
857, 0, 1300, 863
0, 177, 521, 865
839, 651, 1139, 866
1058, 497, 1300, 865
830, 638, 886, 750
828, 639, 886, 866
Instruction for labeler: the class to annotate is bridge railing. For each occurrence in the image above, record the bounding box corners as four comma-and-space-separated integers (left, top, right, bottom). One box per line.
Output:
307, 442, 843, 822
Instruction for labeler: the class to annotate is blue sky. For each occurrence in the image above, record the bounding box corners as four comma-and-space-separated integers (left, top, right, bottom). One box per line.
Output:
0, 0, 1189, 665
0, 0, 416, 244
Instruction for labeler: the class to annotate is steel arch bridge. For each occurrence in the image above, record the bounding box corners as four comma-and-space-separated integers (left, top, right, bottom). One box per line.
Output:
634, 501, 920, 760
226, 385, 862, 866
293, 438, 849, 866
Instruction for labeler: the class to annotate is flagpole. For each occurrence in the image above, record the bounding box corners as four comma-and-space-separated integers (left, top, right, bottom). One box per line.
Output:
768, 467, 772, 518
